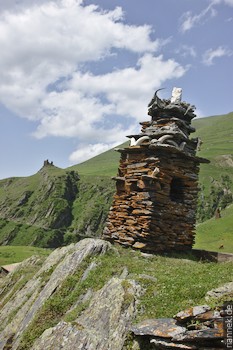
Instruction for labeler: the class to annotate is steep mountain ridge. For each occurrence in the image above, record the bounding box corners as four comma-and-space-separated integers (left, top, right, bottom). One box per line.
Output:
0, 165, 79, 228
0, 165, 115, 247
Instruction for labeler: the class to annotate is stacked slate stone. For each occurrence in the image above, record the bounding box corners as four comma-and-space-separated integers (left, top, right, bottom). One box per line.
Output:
103, 88, 209, 252
131, 304, 226, 349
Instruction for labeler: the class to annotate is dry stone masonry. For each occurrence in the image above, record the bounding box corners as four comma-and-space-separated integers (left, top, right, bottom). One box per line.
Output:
103, 88, 209, 252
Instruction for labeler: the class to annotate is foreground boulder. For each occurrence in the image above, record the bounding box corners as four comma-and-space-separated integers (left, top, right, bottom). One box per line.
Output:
32, 277, 141, 350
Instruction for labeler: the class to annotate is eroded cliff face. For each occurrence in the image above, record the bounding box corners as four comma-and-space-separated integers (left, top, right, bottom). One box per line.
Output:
0, 239, 141, 350
0, 166, 115, 247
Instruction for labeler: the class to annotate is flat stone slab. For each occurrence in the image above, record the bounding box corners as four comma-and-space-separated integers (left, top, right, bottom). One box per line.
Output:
174, 305, 211, 322
173, 327, 224, 342
131, 318, 186, 338
150, 338, 197, 349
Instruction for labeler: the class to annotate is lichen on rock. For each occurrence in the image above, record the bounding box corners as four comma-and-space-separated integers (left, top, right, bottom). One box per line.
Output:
32, 277, 141, 350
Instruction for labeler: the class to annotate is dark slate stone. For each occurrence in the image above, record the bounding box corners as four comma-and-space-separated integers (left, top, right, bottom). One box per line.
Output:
131, 318, 186, 338
173, 327, 224, 342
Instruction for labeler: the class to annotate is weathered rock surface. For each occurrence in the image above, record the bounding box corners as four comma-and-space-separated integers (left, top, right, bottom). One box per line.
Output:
131, 304, 226, 349
0, 255, 41, 304
32, 277, 141, 350
131, 318, 186, 338
174, 305, 211, 322
1, 238, 232, 350
205, 281, 233, 301
0, 238, 112, 350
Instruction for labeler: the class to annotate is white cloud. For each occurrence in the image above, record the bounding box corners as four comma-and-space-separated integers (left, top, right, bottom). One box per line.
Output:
33, 54, 186, 140
203, 46, 233, 65
179, 1, 218, 33
69, 142, 123, 164
224, 0, 233, 6
0, 0, 187, 165
179, 0, 233, 33
0, 0, 43, 12
175, 45, 197, 58
195, 108, 207, 119
0, 0, 159, 118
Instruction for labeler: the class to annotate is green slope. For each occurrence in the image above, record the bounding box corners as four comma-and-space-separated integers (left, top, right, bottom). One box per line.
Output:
193, 112, 233, 190
0, 112, 233, 251
70, 112, 233, 253
194, 203, 233, 253
0, 165, 115, 247
68, 143, 126, 177
0, 246, 51, 265
70, 112, 233, 184
0, 165, 80, 247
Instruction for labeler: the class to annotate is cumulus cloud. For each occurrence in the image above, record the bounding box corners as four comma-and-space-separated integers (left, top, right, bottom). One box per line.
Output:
202, 46, 233, 65
0, 0, 187, 164
179, 1, 218, 33
33, 53, 186, 139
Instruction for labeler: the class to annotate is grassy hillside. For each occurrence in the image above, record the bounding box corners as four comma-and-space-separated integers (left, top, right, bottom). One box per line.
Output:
71, 112, 233, 187
63, 175, 115, 243
0, 246, 51, 265
71, 112, 233, 253
194, 203, 233, 253
193, 112, 233, 190
0, 112, 233, 252
0, 165, 80, 247
68, 143, 125, 177
0, 165, 115, 247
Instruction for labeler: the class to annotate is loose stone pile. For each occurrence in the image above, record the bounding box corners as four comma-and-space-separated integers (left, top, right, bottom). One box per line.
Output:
131, 304, 226, 349
103, 88, 209, 252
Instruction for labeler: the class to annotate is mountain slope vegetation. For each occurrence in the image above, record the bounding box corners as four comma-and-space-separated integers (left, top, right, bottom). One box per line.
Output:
0, 112, 232, 250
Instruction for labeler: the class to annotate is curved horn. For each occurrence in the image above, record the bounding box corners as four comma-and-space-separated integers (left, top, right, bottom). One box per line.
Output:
157, 135, 173, 144
135, 136, 150, 146
148, 88, 166, 108
166, 140, 179, 147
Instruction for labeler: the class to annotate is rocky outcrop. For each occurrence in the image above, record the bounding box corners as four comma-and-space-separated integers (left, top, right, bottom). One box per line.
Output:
0, 239, 112, 350
0, 239, 232, 349
32, 277, 141, 350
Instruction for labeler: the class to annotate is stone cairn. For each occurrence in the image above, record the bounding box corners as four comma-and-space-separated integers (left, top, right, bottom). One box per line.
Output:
103, 88, 209, 252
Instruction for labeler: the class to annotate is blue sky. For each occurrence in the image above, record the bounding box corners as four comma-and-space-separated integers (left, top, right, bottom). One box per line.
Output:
0, 0, 232, 179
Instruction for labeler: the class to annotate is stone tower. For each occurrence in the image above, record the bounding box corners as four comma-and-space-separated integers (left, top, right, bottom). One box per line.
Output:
103, 88, 209, 252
